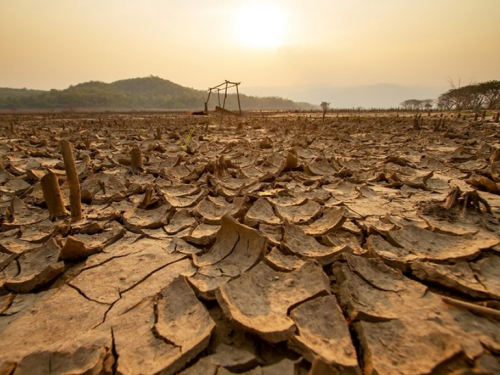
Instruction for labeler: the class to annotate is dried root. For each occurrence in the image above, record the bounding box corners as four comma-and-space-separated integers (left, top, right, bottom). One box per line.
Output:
443, 186, 492, 217
420, 186, 492, 219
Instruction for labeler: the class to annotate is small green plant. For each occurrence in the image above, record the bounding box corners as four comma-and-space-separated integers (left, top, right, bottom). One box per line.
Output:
180, 127, 195, 152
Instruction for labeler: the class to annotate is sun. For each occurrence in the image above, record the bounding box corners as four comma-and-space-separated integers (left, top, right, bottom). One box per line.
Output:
233, 4, 288, 50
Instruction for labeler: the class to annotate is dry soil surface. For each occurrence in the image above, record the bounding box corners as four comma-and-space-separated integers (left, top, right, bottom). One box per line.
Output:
1, 111, 500, 374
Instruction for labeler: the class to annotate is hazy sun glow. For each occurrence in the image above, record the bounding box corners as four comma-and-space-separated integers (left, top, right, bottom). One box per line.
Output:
233, 4, 288, 50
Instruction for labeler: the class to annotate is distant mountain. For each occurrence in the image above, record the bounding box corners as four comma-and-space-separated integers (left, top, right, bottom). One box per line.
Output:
111, 76, 192, 96
0, 76, 314, 111
243, 83, 449, 109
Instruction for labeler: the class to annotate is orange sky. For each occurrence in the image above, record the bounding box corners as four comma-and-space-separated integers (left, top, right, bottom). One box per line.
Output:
1, 0, 499, 91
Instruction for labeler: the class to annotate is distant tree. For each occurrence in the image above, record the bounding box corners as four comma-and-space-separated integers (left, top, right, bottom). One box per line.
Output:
479, 80, 500, 109
400, 99, 423, 110
320, 101, 330, 121
422, 99, 434, 110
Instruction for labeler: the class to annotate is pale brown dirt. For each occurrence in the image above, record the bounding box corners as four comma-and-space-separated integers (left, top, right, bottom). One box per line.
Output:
1, 111, 500, 374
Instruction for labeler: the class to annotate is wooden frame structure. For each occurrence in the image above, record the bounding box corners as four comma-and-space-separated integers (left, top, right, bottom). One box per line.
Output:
204, 80, 242, 115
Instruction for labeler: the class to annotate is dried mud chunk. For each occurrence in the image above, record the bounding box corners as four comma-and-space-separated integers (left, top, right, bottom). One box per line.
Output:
0, 251, 16, 269
168, 237, 203, 255
305, 160, 336, 176
3, 197, 48, 229
345, 253, 408, 292
112, 297, 183, 375
163, 189, 206, 208
164, 164, 197, 180
244, 198, 281, 227
332, 259, 426, 322
268, 195, 307, 207
214, 358, 297, 375
10, 333, 113, 375
71, 221, 126, 252
154, 277, 215, 364
0, 177, 31, 195
4, 238, 64, 293
0, 285, 109, 368
421, 216, 479, 236
448, 146, 474, 162
334, 254, 500, 363
83, 173, 127, 204
366, 234, 418, 272
106, 258, 196, 319
189, 215, 266, 299
386, 225, 499, 262
70, 244, 186, 304
194, 196, 247, 224
0, 237, 41, 256
275, 199, 321, 224
183, 223, 220, 246
264, 247, 306, 272
188, 343, 259, 374
283, 220, 350, 265
474, 354, 500, 374
323, 230, 366, 256
363, 217, 397, 236
216, 261, 330, 343
471, 256, 500, 297
122, 203, 171, 232
159, 183, 200, 197
303, 207, 346, 236
411, 261, 493, 300
355, 319, 462, 375
401, 170, 434, 190
289, 295, 359, 372
178, 360, 218, 375
259, 223, 282, 246
70, 219, 106, 235
59, 235, 99, 260
0, 260, 20, 295
344, 196, 390, 218
164, 208, 197, 235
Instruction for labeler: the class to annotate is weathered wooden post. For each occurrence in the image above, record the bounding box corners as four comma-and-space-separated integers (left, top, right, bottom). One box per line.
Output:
130, 146, 143, 172
41, 171, 67, 219
60, 139, 83, 222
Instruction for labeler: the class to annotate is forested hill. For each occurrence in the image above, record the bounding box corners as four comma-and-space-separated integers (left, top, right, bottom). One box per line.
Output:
0, 87, 46, 99
0, 76, 314, 110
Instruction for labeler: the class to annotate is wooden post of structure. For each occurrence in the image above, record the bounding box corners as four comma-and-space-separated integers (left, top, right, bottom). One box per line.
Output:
60, 139, 83, 222
236, 83, 242, 115
222, 81, 228, 109
205, 88, 213, 114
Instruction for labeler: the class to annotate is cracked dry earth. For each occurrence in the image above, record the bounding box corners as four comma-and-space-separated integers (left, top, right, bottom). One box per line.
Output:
1, 111, 500, 375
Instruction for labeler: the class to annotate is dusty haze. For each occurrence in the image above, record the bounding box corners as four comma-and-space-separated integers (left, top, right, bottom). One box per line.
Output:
1, 0, 499, 105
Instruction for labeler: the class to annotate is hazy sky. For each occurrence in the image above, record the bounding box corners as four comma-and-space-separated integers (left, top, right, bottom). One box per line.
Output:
1, 0, 499, 91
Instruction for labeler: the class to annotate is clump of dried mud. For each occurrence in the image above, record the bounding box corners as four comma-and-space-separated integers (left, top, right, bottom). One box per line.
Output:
1, 111, 500, 374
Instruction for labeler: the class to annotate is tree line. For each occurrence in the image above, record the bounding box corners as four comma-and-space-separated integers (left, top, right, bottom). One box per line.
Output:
400, 80, 500, 111
436, 80, 500, 110
399, 99, 434, 110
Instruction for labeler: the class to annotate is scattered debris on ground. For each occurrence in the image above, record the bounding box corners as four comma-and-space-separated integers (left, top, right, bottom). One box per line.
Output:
1, 111, 500, 374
